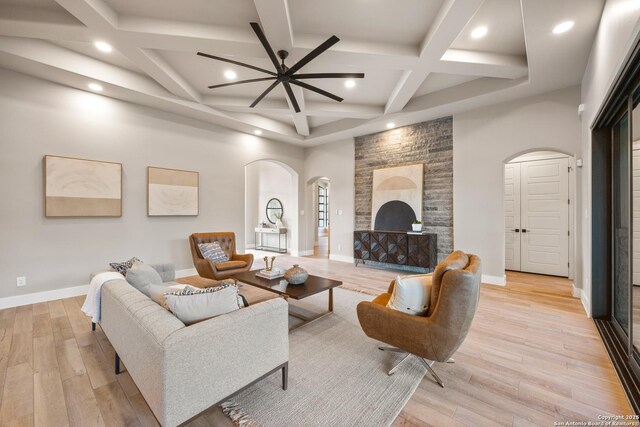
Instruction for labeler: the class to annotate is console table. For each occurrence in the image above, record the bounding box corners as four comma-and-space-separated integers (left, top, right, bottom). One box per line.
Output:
354, 230, 437, 271
255, 227, 287, 253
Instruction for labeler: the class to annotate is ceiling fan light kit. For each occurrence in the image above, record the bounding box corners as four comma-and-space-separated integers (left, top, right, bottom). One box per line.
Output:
197, 22, 365, 113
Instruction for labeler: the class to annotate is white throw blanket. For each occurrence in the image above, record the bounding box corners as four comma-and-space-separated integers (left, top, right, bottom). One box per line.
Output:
81, 271, 125, 323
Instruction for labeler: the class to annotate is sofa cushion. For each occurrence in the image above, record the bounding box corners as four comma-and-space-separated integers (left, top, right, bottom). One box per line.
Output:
198, 242, 229, 263
126, 262, 163, 296
164, 281, 245, 325
109, 257, 142, 275
387, 274, 432, 316
215, 260, 247, 271
148, 283, 196, 308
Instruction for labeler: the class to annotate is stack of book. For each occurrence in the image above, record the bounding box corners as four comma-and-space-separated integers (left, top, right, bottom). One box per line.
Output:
256, 268, 284, 280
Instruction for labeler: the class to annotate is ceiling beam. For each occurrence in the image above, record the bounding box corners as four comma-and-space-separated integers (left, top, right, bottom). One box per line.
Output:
202, 95, 381, 118
0, 36, 302, 141
54, 0, 201, 102
435, 49, 528, 79
0, 11, 420, 71
384, 0, 484, 114
0, 36, 166, 94
0, 8, 93, 42
253, 0, 309, 136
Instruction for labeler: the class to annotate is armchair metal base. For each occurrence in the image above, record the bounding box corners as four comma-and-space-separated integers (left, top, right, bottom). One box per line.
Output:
378, 346, 454, 388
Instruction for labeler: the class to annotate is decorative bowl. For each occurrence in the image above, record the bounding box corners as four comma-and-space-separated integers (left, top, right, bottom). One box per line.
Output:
284, 264, 308, 285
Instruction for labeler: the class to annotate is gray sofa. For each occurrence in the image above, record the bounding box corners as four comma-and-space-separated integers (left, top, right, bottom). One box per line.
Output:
96, 264, 289, 426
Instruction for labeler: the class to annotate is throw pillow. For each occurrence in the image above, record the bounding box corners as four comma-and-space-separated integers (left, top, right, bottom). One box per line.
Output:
164, 281, 244, 325
387, 274, 432, 316
198, 242, 229, 263
126, 262, 163, 296
148, 283, 196, 308
109, 257, 142, 275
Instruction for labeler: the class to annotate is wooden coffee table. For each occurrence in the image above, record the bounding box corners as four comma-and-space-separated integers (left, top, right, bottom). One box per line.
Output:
233, 270, 342, 330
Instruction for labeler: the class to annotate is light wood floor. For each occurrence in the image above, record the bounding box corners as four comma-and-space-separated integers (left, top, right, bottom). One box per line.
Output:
0, 254, 632, 426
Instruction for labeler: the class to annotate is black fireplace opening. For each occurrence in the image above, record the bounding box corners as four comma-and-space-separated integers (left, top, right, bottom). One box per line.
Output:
374, 200, 416, 232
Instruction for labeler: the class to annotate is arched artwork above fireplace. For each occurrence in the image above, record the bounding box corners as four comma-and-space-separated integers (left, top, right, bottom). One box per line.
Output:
371, 163, 423, 231
374, 200, 417, 231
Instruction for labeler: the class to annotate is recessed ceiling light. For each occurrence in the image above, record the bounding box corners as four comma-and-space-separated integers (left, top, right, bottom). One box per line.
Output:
88, 83, 103, 92
553, 21, 575, 34
94, 41, 112, 53
224, 70, 237, 80
344, 79, 356, 88
471, 26, 488, 39
386, 122, 395, 129
254, 129, 263, 135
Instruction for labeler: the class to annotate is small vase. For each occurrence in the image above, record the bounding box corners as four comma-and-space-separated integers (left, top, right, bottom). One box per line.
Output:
284, 264, 308, 285
276, 219, 284, 229
412, 224, 422, 232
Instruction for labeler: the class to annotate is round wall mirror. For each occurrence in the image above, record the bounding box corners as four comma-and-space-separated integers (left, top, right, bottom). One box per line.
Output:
265, 198, 283, 224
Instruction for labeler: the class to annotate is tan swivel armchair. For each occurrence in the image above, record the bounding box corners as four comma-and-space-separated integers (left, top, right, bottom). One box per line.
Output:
357, 251, 481, 387
189, 232, 254, 280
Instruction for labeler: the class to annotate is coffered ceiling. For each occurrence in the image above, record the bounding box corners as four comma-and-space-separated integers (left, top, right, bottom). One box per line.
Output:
0, 0, 605, 145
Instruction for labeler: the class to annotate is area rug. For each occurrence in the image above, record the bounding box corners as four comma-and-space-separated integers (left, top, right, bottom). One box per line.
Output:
221, 288, 426, 427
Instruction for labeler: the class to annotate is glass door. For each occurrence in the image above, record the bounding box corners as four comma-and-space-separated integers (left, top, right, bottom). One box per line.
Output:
613, 108, 630, 337
633, 90, 640, 357
592, 40, 640, 411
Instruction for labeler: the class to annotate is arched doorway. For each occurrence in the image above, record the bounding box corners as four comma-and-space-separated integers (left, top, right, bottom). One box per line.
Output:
503, 150, 576, 279
313, 177, 330, 258
244, 159, 299, 255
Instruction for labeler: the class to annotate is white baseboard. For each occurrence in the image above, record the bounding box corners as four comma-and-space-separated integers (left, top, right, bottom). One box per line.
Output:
245, 244, 255, 249
0, 284, 89, 310
0, 267, 198, 310
175, 268, 197, 278
291, 250, 314, 257
482, 274, 506, 286
329, 254, 355, 264
580, 290, 591, 318
571, 283, 581, 299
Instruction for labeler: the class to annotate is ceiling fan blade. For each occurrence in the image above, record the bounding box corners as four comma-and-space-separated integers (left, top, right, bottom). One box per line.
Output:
197, 52, 276, 76
292, 73, 365, 79
208, 77, 276, 89
289, 79, 343, 102
250, 80, 281, 108
282, 82, 301, 113
286, 35, 340, 75
250, 22, 284, 74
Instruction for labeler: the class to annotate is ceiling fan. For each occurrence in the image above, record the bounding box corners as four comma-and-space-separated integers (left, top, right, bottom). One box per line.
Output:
197, 22, 365, 113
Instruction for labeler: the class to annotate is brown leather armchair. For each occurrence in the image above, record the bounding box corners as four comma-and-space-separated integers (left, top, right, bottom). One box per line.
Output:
189, 232, 254, 280
357, 251, 481, 387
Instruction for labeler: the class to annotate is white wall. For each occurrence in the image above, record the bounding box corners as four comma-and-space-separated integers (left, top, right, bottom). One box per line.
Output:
453, 86, 582, 285
245, 161, 296, 251
580, 0, 640, 316
0, 68, 304, 298
304, 139, 355, 261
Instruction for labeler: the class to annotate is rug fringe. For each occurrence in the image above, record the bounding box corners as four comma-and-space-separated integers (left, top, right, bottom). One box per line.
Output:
220, 401, 261, 427
338, 285, 380, 296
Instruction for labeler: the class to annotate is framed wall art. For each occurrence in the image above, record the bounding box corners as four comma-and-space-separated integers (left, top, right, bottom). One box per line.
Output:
147, 166, 199, 216
44, 155, 122, 217
371, 163, 423, 231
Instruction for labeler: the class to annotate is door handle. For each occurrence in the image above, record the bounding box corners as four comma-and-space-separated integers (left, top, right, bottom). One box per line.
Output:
521, 229, 527, 233
513, 229, 520, 232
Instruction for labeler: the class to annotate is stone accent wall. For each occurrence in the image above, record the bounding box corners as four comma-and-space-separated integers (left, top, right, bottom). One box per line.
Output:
354, 116, 453, 262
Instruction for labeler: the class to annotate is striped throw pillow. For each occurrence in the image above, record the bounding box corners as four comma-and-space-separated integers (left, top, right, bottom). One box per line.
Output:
198, 242, 229, 263
164, 281, 245, 325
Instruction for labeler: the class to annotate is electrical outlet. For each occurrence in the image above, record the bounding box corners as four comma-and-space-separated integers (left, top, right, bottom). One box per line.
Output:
16, 276, 26, 287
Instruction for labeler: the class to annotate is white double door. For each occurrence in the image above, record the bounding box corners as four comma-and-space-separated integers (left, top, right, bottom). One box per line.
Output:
504, 157, 569, 277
